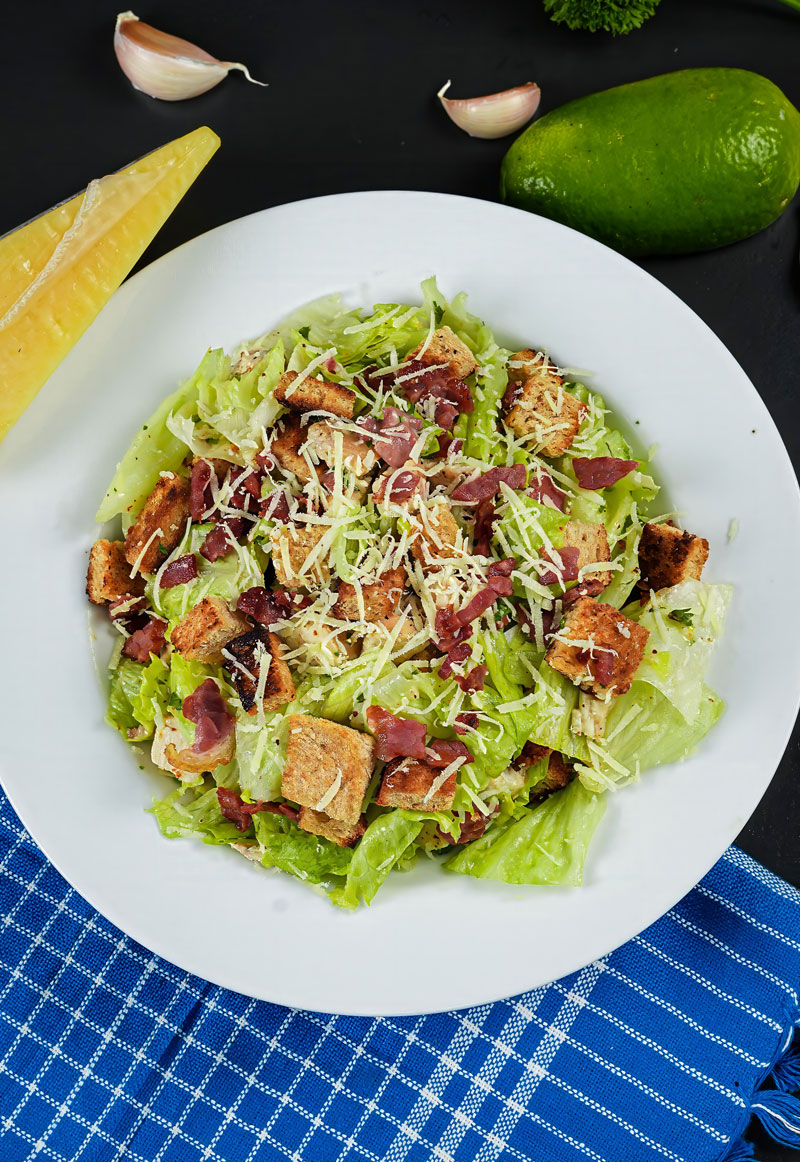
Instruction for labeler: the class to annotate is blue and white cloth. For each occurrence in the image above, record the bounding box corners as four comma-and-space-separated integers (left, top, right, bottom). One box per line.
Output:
2, 786, 800, 1162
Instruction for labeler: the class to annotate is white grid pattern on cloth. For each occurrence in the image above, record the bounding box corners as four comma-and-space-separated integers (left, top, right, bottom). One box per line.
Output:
1, 815, 798, 1162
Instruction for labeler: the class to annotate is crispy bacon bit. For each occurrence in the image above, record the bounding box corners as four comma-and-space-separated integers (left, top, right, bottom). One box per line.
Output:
256, 448, 276, 473
200, 517, 244, 562
528, 470, 567, 511
189, 459, 213, 521
539, 545, 581, 586
434, 436, 463, 460
487, 558, 516, 582
439, 641, 472, 679
108, 596, 147, 621
320, 470, 336, 491
227, 467, 263, 515
394, 359, 474, 431
473, 498, 497, 556
457, 587, 501, 625
426, 738, 473, 768
374, 468, 424, 504
122, 617, 166, 662
573, 456, 639, 490
515, 599, 558, 644
371, 407, 423, 467
434, 607, 472, 652
577, 649, 616, 687
260, 489, 291, 522
453, 711, 479, 736
183, 679, 235, 755
455, 665, 487, 694
562, 578, 607, 608
451, 464, 526, 503
365, 705, 427, 762
160, 554, 198, 589
237, 586, 296, 626
438, 807, 498, 846
216, 788, 299, 833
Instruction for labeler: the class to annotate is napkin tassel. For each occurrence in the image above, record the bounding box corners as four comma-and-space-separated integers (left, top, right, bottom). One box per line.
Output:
721, 1012, 800, 1160
749, 1091, 800, 1147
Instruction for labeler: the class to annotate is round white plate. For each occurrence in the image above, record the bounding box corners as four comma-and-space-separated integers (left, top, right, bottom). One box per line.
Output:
2, 192, 799, 1016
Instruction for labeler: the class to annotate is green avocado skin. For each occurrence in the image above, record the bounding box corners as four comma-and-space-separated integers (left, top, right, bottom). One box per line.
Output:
500, 69, 800, 256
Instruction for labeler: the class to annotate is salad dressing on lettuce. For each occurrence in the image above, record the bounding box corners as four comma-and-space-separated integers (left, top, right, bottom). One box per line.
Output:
86, 279, 731, 906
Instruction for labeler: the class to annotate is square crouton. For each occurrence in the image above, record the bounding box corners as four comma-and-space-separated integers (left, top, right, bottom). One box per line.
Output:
274, 370, 356, 419
281, 714, 376, 824
638, 522, 709, 592
86, 539, 145, 604
304, 421, 378, 478
545, 596, 649, 697
409, 501, 462, 567
413, 326, 478, 380
298, 808, 366, 848
270, 415, 315, 484
503, 353, 584, 456
171, 596, 250, 664
222, 626, 296, 714
506, 348, 554, 387
529, 752, 576, 802
270, 523, 331, 589
562, 521, 611, 591
375, 756, 458, 812
333, 567, 406, 622
123, 473, 191, 575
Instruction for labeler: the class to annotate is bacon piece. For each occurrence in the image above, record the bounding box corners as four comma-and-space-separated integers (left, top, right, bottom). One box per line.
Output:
577, 648, 616, 688
159, 554, 198, 589
451, 464, 526, 503
528, 470, 567, 511
122, 617, 166, 662
538, 545, 581, 586
434, 607, 472, 652
365, 705, 427, 762
108, 595, 147, 621
562, 578, 608, 608
183, 679, 235, 755
217, 787, 299, 833
473, 499, 496, 556
394, 359, 474, 430
514, 599, 558, 645
371, 407, 424, 468
237, 586, 297, 626
455, 665, 487, 695
487, 558, 515, 581
457, 587, 501, 625
434, 436, 463, 460
453, 711, 479, 736
439, 641, 472, 679
438, 807, 498, 846
189, 459, 213, 521
426, 738, 473, 768
573, 457, 639, 490
259, 489, 291, 522
200, 517, 245, 562
256, 448, 276, 473
374, 468, 425, 504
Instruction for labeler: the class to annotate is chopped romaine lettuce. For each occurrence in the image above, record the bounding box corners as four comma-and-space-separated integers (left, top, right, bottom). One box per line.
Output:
333, 811, 424, 908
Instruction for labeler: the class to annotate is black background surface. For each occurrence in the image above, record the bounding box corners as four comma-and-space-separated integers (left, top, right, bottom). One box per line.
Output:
3, 1, 800, 1157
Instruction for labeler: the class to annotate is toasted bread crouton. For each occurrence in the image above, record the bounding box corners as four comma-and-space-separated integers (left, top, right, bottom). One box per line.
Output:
86, 539, 145, 604
638, 522, 709, 592
281, 714, 376, 823
375, 756, 459, 812
516, 742, 552, 769
503, 355, 583, 456
222, 626, 296, 714
530, 752, 575, 802
270, 415, 315, 483
333, 567, 406, 622
563, 521, 611, 591
304, 421, 378, 478
123, 473, 191, 575
413, 326, 478, 380
171, 596, 250, 664
270, 523, 331, 589
545, 596, 649, 697
274, 370, 356, 419
409, 500, 462, 567
298, 808, 366, 848
506, 349, 554, 387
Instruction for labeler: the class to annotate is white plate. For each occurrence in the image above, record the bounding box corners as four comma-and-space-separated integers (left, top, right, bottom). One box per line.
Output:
2, 192, 799, 1016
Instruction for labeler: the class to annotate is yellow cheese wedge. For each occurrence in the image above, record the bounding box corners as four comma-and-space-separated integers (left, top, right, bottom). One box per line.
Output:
0, 126, 221, 442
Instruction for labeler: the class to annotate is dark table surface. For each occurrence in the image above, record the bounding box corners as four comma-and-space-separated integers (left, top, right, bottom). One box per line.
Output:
4, 0, 800, 1156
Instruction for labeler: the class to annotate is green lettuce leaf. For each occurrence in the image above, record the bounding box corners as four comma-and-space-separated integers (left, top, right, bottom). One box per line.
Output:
600, 680, 725, 779
106, 659, 149, 737
332, 811, 424, 908
150, 785, 243, 845
253, 812, 352, 885
149, 525, 267, 623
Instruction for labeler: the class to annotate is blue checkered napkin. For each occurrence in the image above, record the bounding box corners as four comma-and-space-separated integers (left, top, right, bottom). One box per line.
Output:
2, 787, 800, 1162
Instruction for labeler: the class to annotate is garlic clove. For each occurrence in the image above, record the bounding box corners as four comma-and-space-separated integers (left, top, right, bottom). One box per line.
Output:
114, 11, 266, 102
437, 80, 541, 140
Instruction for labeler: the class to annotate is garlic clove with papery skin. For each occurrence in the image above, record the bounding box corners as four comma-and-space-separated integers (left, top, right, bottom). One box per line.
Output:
114, 11, 266, 102
437, 80, 540, 140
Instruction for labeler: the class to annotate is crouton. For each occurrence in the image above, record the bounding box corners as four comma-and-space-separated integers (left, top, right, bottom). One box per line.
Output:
530, 752, 576, 802
409, 500, 462, 567
171, 596, 250, 664
507, 348, 553, 387
270, 415, 315, 484
86, 539, 145, 604
375, 756, 459, 812
123, 473, 191, 575
503, 353, 584, 456
298, 808, 366, 848
274, 370, 356, 419
281, 714, 376, 824
304, 421, 378, 478
414, 326, 478, 381
517, 742, 552, 769
333, 567, 406, 622
545, 596, 649, 698
222, 626, 296, 714
638, 522, 709, 592
562, 521, 611, 591
270, 523, 331, 589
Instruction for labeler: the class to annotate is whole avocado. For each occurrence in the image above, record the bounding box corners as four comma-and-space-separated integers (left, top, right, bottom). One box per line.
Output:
500, 68, 800, 256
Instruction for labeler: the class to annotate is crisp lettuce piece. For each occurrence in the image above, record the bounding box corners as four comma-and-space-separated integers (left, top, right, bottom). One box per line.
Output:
150, 785, 243, 845
446, 779, 605, 886
601, 680, 725, 779
235, 712, 290, 802
632, 580, 732, 722
131, 654, 170, 734
253, 812, 352, 885
332, 811, 424, 908
193, 342, 286, 446
106, 660, 148, 738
